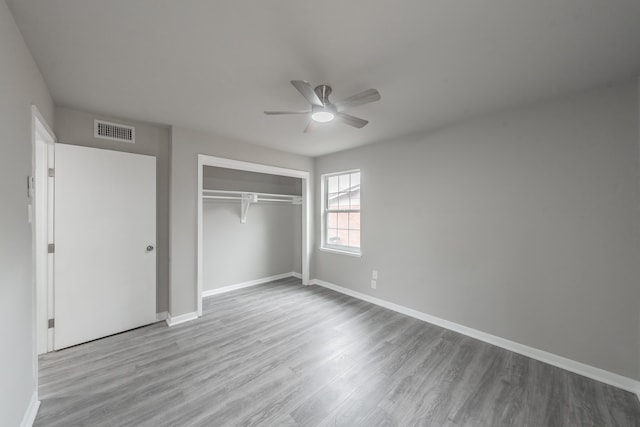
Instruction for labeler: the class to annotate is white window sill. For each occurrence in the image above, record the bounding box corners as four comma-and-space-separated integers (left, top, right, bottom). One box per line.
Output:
319, 246, 362, 258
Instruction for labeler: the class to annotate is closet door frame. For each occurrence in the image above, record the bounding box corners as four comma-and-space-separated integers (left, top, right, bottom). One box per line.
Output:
196, 155, 311, 316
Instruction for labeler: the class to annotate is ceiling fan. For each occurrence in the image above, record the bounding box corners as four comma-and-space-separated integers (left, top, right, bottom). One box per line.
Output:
264, 80, 381, 133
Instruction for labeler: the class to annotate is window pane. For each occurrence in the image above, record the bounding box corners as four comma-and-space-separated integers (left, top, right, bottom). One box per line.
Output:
350, 189, 360, 210
349, 212, 360, 230
337, 212, 349, 229
327, 228, 339, 245
327, 176, 339, 193
348, 230, 360, 248
328, 194, 340, 209
327, 212, 338, 228
338, 192, 349, 209
337, 229, 349, 246
350, 172, 360, 188
339, 174, 350, 191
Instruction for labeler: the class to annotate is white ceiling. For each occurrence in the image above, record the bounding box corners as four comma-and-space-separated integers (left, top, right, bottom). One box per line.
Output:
7, 0, 640, 157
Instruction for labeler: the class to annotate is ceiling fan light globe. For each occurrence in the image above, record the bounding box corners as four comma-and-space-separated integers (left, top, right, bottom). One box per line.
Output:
311, 111, 335, 123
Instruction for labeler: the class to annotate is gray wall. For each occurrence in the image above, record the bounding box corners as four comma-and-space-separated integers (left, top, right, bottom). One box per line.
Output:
203, 201, 299, 290
314, 81, 640, 380
54, 107, 171, 312
170, 126, 313, 316
203, 166, 302, 195
0, 1, 54, 425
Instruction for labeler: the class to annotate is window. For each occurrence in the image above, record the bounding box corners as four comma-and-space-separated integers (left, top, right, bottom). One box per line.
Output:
322, 170, 361, 255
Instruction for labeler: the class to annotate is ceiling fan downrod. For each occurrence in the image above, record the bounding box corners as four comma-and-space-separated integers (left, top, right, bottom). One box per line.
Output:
314, 85, 332, 105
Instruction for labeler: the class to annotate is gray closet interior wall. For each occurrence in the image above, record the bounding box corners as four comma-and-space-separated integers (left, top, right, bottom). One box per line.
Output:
202, 166, 302, 290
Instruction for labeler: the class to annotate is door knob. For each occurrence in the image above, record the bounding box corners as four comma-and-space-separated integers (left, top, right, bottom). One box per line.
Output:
146, 245, 155, 252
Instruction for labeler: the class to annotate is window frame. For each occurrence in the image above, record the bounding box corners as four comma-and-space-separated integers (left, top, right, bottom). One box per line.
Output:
320, 169, 362, 257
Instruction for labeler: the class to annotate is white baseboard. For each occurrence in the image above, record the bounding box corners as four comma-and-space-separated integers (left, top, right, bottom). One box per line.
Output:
166, 311, 198, 327
156, 311, 168, 322
311, 279, 640, 397
20, 391, 40, 427
202, 272, 300, 298
291, 272, 302, 279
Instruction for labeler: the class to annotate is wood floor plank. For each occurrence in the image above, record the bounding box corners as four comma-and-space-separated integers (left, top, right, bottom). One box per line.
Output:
35, 277, 640, 426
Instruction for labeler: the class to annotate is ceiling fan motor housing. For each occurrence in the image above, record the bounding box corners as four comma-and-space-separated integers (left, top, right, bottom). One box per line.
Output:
311, 103, 336, 115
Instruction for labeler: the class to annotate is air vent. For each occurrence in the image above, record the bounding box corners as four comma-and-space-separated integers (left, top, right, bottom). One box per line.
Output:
94, 120, 135, 143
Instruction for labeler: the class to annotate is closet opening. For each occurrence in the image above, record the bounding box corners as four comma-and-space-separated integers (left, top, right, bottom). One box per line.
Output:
196, 155, 311, 316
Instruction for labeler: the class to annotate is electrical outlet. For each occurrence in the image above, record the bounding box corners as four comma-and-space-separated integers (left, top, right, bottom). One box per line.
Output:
372, 270, 378, 280
371, 279, 377, 289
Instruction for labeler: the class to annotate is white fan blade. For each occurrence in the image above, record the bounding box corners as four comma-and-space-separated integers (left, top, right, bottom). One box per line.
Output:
334, 88, 381, 111
291, 80, 323, 106
264, 110, 309, 115
336, 113, 368, 128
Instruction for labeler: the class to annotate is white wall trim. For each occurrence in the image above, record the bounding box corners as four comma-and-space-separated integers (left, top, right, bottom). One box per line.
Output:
311, 279, 640, 397
197, 156, 310, 179
291, 272, 302, 280
20, 391, 40, 427
31, 105, 56, 143
202, 272, 299, 298
166, 311, 198, 327
318, 247, 363, 258
155, 311, 168, 321
197, 154, 311, 317
30, 105, 56, 423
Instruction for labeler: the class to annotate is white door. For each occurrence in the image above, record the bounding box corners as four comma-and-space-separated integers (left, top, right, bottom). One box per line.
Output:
54, 144, 156, 350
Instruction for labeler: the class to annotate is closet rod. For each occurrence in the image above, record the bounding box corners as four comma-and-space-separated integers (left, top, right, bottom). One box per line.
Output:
202, 196, 240, 201
202, 189, 301, 199
203, 195, 294, 202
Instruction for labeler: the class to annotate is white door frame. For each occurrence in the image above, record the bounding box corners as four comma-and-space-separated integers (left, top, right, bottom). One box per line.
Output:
196, 154, 311, 316
31, 105, 56, 357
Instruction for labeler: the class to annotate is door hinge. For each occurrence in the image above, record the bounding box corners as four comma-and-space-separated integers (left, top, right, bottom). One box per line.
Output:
27, 176, 34, 197
48, 168, 55, 178
48, 243, 55, 253
48, 319, 55, 329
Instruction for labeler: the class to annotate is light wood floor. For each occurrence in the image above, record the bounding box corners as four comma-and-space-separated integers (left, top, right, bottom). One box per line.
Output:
35, 277, 640, 426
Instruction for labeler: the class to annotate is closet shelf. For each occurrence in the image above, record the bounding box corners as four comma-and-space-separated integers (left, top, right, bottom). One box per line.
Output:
202, 189, 302, 223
